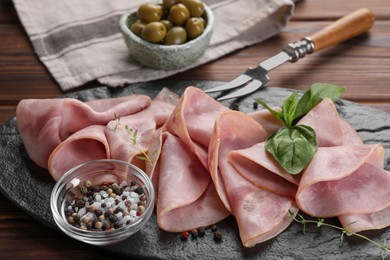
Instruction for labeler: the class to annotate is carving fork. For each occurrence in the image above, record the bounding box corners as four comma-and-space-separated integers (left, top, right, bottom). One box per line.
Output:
205, 9, 375, 101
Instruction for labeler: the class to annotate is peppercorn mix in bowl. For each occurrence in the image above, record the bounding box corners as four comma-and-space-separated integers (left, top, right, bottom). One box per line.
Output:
119, 0, 214, 70
50, 159, 155, 246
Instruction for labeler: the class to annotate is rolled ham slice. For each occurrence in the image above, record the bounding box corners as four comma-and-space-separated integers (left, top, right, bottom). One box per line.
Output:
209, 110, 297, 247
16, 95, 151, 168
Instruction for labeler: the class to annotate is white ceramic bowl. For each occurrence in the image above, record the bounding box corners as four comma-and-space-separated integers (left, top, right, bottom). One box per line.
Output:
119, 3, 214, 70
50, 159, 155, 246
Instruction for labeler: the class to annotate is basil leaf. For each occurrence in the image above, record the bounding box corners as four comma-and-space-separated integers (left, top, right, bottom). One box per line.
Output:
294, 83, 345, 120
255, 98, 283, 122
281, 92, 299, 128
265, 125, 317, 174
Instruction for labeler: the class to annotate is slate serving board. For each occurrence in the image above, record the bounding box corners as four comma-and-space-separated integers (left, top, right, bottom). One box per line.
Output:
0, 80, 389, 260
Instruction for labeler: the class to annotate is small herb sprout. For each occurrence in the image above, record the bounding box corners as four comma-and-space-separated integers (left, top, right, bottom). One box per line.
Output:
289, 210, 390, 259
113, 113, 153, 166
256, 83, 345, 175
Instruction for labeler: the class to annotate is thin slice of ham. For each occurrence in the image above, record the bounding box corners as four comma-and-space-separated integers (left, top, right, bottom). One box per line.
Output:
163, 86, 228, 168
209, 110, 297, 247
157, 133, 229, 232
16, 95, 151, 168
156, 87, 230, 232
248, 107, 283, 135
297, 97, 344, 147
47, 88, 179, 181
228, 142, 299, 198
296, 144, 390, 218
48, 125, 110, 181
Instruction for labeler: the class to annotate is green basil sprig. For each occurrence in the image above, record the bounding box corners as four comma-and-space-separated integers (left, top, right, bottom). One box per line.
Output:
256, 83, 345, 174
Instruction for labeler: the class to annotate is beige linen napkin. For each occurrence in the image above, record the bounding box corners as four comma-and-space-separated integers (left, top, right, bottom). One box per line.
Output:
13, 0, 295, 91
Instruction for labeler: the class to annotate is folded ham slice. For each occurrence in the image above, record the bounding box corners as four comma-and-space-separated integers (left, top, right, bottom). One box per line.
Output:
157, 133, 229, 231
155, 87, 230, 232
248, 107, 283, 135
163, 87, 228, 168
209, 110, 297, 247
16, 95, 151, 168
296, 144, 390, 217
228, 142, 299, 198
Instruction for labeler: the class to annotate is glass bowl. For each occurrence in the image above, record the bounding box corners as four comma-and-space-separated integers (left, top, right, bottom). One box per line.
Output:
119, 2, 214, 70
50, 159, 155, 245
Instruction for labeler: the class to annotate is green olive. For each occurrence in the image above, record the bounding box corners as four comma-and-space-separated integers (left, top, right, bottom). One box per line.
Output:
162, 0, 178, 10
198, 17, 206, 27
137, 4, 163, 23
185, 17, 204, 39
164, 26, 187, 45
181, 0, 204, 17
142, 21, 167, 43
130, 20, 146, 37
168, 3, 190, 26
160, 19, 173, 31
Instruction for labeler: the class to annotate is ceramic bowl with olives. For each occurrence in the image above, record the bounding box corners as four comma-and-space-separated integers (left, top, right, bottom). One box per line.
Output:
119, 0, 214, 70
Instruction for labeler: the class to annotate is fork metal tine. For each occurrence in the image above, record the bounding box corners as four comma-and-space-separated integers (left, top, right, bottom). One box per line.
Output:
204, 74, 252, 93
217, 79, 265, 101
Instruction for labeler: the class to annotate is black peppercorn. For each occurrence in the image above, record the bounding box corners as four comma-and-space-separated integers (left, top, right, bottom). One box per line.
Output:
76, 199, 85, 208
210, 224, 217, 232
134, 187, 144, 195
231, 103, 239, 111
109, 214, 118, 223
198, 226, 205, 237
213, 231, 222, 242
191, 229, 198, 238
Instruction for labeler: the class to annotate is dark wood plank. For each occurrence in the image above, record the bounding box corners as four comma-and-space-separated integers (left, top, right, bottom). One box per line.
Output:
293, 0, 390, 20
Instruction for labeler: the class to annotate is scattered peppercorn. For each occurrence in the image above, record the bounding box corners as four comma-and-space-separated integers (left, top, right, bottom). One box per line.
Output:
231, 103, 239, 111
181, 231, 189, 241
198, 226, 206, 237
190, 229, 198, 238
213, 231, 222, 242
210, 224, 217, 232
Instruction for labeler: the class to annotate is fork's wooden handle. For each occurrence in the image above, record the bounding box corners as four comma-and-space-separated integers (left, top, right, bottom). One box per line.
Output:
309, 8, 375, 52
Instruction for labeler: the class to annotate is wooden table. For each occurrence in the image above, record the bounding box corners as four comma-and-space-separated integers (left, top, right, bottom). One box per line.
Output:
1, 0, 389, 258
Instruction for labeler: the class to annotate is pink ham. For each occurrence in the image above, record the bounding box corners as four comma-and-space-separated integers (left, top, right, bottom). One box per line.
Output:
105, 116, 156, 165
209, 110, 297, 247
48, 125, 110, 181
46, 88, 179, 181
339, 205, 390, 234
296, 144, 390, 217
228, 142, 299, 198
16, 95, 151, 168
155, 87, 230, 232
248, 107, 283, 135
145, 128, 164, 198
297, 97, 344, 147
163, 86, 228, 167
157, 133, 229, 232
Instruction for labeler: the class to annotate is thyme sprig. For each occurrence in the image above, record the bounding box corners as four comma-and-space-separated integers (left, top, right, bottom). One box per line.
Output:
289, 210, 390, 258
113, 113, 153, 166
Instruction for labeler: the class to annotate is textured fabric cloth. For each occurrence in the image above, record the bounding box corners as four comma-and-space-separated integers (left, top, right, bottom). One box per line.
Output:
13, 0, 295, 91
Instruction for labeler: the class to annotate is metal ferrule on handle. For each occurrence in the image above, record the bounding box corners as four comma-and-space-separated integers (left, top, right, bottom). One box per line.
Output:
283, 37, 315, 62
